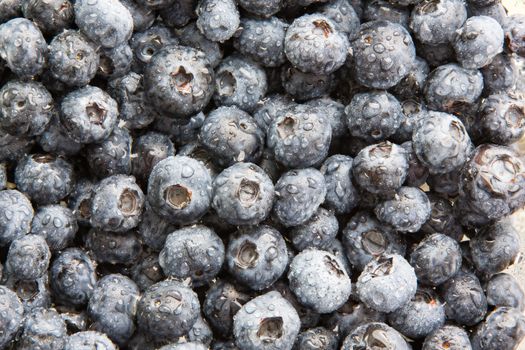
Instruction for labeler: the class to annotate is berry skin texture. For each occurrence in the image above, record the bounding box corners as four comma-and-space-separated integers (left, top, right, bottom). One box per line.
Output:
472, 307, 525, 350
147, 156, 212, 225
267, 104, 332, 169
272, 168, 327, 227
375, 186, 431, 233
0, 190, 34, 247
294, 327, 338, 350
48, 30, 99, 87
440, 271, 487, 326
97, 43, 133, 79
351, 20, 416, 89
356, 254, 417, 313
0, 286, 24, 348
402, 140, 430, 187
5, 234, 50, 281
159, 343, 208, 350
60, 85, 118, 144
178, 22, 223, 69
410, 0, 468, 45
481, 53, 519, 95
320, 0, 360, 40
413, 111, 473, 174
486, 273, 525, 311
320, 154, 360, 214
238, 0, 282, 17
288, 249, 352, 313
144, 45, 214, 118
233, 291, 300, 350
288, 207, 338, 251
85, 126, 132, 179
63, 331, 117, 350
137, 280, 200, 342
387, 288, 446, 339
15, 154, 75, 205
0, 18, 47, 78
130, 24, 178, 72
341, 322, 411, 350
420, 194, 462, 240
226, 225, 288, 291
85, 229, 142, 265
212, 162, 275, 226
234, 17, 287, 68
50, 248, 97, 307
504, 14, 525, 58
453, 16, 504, 69
285, 14, 349, 75
423, 325, 472, 350
0, 80, 55, 137
199, 106, 264, 167
89, 175, 145, 232
469, 219, 520, 275
196, 0, 240, 42
352, 142, 409, 195
343, 211, 406, 271
131, 132, 175, 186
280, 64, 333, 102
457, 144, 525, 226
159, 225, 225, 286
345, 91, 403, 142
17, 307, 68, 350
74, 0, 133, 49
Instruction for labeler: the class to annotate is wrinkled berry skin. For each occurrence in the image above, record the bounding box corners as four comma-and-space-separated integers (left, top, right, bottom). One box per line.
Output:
137, 280, 200, 342
351, 20, 416, 89
5, 234, 50, 281
0, 18, 47, 78
471, 307, 525, 350
272, 168, 326, 227
320, 155, 360, 214
423, 325, 472, 350
288, 249, 352, 313
199, 106, 264, 167
144, 46, 214, 118
341, 322, 411, 350
0, 80, 55, 137
352, 142, 409, 195
226, 225, 288, 291
159, 225, 225, 286
0, 190, 34, 247
74, 0, 133, 49
458, 144, 525, 227
233, 291, 300, 350
60, 85, 119, 144
267, 104, 332, 169
345, 91, 403, 142
17, 307, 68, 350
147, 156, 212, 225
0, 286, 24, 349
15, 154, 75, 205
285, 14, 349, 75
356, 254, 417, 313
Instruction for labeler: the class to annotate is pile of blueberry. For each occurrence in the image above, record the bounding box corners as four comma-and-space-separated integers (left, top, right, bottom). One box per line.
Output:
0, 0, 525, 348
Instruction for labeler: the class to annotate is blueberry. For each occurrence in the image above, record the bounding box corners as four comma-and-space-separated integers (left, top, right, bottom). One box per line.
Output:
63, 331, 117, 350
74, 0, 133, 49
60, 85, 118, 144
90, 175, 145, 232
88, 274, 140, 346
17, 307, 68, 350
159, 0, 197, 27
38, 116, 83, 156
343, 211, 406, 271
252, 94, 296, 135
159, 343, 208, 350
0, 285, 24, 348
130, 252, 165, 291
85, 229, 142, 265
119, 0, 155, 32
267, 105, 332, 169
392, 98, 428, 143
50, 248, 97, 307
351, 20, 415, 89
427, 169, 461, 198
67, 178, 95, 226
288, 248, 352, 313
233, 291, 300, 350
481, 53, 520, 95
319, 155, 360, 214
341, 322, 411, 350
352, 142, 409, 195
5, 234, 50, 281
85, 127, 133, 179
472, 307, 525, 350
130, 24, 179, 72
504, 14, 525, 57
468, 1, 508, 26
0, 80, 55, 137
387, 288, 446, 339
285, 14, 349, 75
144, 45, 214, 118
293, 327, 338, 350
147, 156, 212, 225
200, 107, 265, 167
238, 0, 282, 17
212, 162, 274, 226
486, 273, 525, 311
272, 279, 321, 330
15, 154, 75, 205
356, 254, 417, 313
272, 168, 326, 227
159, 225, 225, 286
422, 325, 472, 350
0, 18, 47, 78
0, 163, 5, 190
137, 202, 176, 251
280, 64, 334, 101
196, 0, 240, 42
323, 301, 386, 341
392, 56, 430, 100
203, 280, 251, 336
153, 112, 205, 147
363, 0, 410, 27
97, 43, 133, 79
226, 225, 288, 290
440, 271, 487, 326
131, 132, 175, 186
420, 194, 463, 241
137, 280, 200, 342
0, 0, 22, 24
401, 141, 430, 187
288, 207, 338, 251
178, 22, 223, 68
177, 142, 221, 178
320, 0, 360, 40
